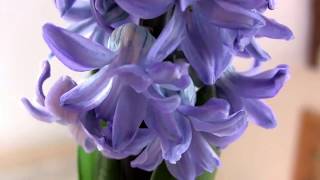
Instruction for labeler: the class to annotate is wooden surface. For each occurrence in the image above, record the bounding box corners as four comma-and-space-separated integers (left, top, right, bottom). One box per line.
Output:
294, 111, 320, 180
0, 142, 76, 180
310, 0, 320, 66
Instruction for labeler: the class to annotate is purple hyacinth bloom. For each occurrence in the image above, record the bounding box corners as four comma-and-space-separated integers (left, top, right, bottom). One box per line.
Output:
131, 97, 247, 180
216, 65, 290, 129
43, 23, 193, 161
117, 0, 292, 84
54, 0, 138, 44
21, 61, 95, 152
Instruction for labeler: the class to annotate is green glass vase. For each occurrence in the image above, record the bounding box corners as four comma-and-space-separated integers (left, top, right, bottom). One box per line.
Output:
77, 147, 217, 180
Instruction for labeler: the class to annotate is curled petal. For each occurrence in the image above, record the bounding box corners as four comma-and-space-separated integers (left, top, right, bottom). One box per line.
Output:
90, 0, 129, 32
146, 62, 190, 90
21, 98, 55, 123
209, 111, 247, 137
101, 129, 156, 159
112, 86, 147, 150
225, 0, 268, 10
216, 82, 244, 113
244, 99, 277, 129
45, 76, 79, 124
69, 122, 96, 153
115, 0, 174, 19
131, 139, 163, 171
166, 151, 195, 180
226, 65, 289, 98
166, 132, 220, 180
198, 0, 265, 29
257, 17, 294, 40
36, 61, 51, 105
145, 89, 181, 113
245, 40, 271, 65
145, 110, 192, 163
43, 23, 116, 71
180, 99, 246, 137
181, 12, 234, 84
113, 65, 152, 93
55, 0, 92, 21
61, 67, 113, 111
146, 7, 186, 63
203, 121, 248, 148
95, 81, 122, 119
178, 98, 230, 121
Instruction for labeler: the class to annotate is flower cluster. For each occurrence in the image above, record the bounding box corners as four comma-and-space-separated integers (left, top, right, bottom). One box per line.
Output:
22, 0, 292, 179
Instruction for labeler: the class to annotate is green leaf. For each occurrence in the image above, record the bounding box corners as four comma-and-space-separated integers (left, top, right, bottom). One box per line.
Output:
151, 162, 216, 180
78, 147, 98, 180
78, 147, 153, 180
197, 171, 217, 180
150, 163, 175, 180
77, 147, 122, 180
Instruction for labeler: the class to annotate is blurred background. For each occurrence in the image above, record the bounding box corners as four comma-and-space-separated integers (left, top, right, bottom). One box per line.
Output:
1, 1, 319, 180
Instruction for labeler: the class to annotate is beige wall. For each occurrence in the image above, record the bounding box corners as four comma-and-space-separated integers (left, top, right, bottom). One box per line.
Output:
217, 0, 319, 179
0, 1, 318, 180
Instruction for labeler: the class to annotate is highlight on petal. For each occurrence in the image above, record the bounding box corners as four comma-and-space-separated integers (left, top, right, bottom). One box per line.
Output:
21, 98, 56, 123
257, 17, 294, 40
112, 86, 147, 150
181, 19, 234, 84
225, 0, 268, 10
226, 64, 289, 98
198, 0, 265, 29
108, 23, 154, 64
245, 40, 271, 65
166, 132, 220, 180
61, 67, 113, 111
115, 0, 174, 19
131, 138, 163, 171
147, 7, 186, 63
113, 65, 152, 93
145, 108, 192, 163
43, 23, 116, 71
203, 120, 248, 148
45, 76, 79, 124
179, 0, 197, 11
102, 129, 155, 159
146, 61, 191, 90
69, 122, 96, 153
36, 61, 51, 105
90, 0, 129, 32
55, 0, 92, 21
178, 98, 231, 121
145, 90, 181, 113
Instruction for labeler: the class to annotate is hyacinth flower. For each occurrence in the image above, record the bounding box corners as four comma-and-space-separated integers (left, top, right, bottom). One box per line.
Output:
115, 0, 292, 84
42, 23, 199, 163
131, 92, 247, 179
216, 65, 290, 129
21, 61, 95, 152
54, 0, 138, 44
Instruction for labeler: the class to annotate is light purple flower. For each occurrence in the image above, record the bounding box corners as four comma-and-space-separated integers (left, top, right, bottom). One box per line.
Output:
43, 23, 193, 160
116, 0, 292, 84
21, 61, 95, 152
131, 97, 247, 180
54, 0, 138, 44
217, 65, 290, 128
